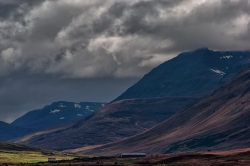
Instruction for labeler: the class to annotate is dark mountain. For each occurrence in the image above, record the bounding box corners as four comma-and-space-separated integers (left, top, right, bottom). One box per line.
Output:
12, 101, 105, 131
13, 48, 250, 151
0, 121, 31, 141
14, 97, 196, 150
79, 66, 250, 156
113, 48, 250, 102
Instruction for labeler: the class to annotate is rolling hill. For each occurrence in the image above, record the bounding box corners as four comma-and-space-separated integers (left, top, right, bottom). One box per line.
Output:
11, 101, 105, 131
113, 48, 250, 102
14, 97, 196, 150
78, 66, 250, 156
0, 140, 41, 151
0, 141, 78, 163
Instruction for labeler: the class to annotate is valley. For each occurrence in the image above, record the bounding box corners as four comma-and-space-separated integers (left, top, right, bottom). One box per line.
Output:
1, 48, 250, 164
1, 1, 250, 165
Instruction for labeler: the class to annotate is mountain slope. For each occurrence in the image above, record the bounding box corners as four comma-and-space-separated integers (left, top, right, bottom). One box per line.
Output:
0, 140, 41, 151
79, 66, 250, 156
14, 97, 196, 150
113, 48, 250, 102
12, 101, 105, 131
0, 121, 32, 141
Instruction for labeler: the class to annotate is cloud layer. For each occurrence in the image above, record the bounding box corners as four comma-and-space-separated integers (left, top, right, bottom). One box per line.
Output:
0, 0, 250, 122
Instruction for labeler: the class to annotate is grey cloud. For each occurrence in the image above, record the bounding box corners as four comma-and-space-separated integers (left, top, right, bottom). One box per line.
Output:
1, 0, 250, 122
0, 71, 139, 122
0, 3, 18, 20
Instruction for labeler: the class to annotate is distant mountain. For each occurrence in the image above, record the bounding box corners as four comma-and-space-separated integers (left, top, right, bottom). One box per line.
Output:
0, 121, 31, 141
12, 101, 105, 131
80, 66, 250, 156
113, 48, 250, 102
14, 97, 196, 150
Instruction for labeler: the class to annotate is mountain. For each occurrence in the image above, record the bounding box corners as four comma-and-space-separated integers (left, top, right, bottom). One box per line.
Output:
14, 97, 196, 150
0, 121, 32, 141
113, 48, 250, 102
14, 48, 250, 151
11, 101, 105, 131
78, 66, 250, 156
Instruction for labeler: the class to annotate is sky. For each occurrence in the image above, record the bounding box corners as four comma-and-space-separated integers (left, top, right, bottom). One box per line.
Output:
0, 0, 250, 123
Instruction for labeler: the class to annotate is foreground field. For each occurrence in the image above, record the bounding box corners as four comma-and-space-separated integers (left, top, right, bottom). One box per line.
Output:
1, 149, 250, 166
0, 150, 77, 163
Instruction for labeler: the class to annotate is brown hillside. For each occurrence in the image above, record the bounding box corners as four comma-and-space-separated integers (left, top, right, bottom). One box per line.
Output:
78, 67, 250, 156
0, 141, 41, 151
15, 97, 195, 150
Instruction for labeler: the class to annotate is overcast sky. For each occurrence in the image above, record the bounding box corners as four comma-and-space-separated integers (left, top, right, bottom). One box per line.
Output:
0, 0, 250, 123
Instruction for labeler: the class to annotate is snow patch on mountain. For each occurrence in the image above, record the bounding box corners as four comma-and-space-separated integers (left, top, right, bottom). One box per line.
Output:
77, 114, 83, 116
50, 109, 60, 113
58, 103, 66, 108
60, 117, 65, 120
74, 104, 81, 108
210, 68, 226, 75
220, 55, 233, 59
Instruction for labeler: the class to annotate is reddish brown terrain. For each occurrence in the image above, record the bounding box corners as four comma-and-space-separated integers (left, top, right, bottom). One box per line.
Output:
2, 149, 250, 166
77, 67, 250, 156
14, 97, 195, 150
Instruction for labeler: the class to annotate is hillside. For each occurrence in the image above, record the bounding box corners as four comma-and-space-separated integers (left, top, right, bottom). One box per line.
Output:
14, 97, 196, 150
12, 101, 105, 131
0, 121, 32, 141
113, 48, 250, 102
0, 140, 41, 151
79, 66, 250, 156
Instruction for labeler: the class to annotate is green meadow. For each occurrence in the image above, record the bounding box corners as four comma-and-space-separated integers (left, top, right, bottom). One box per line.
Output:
0, 150, 75, 163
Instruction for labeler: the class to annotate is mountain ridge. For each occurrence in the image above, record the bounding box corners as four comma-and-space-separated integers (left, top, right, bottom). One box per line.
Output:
113, 48, 250, 102
78, 66, 250, 156
11, 101, 105, 131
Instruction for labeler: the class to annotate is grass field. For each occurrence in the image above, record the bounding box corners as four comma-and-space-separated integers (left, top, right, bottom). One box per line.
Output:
1, 149, 250, 165
0, 150, 77, 163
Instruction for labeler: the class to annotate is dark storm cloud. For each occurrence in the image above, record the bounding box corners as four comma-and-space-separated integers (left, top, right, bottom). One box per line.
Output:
0, 70, 139, 122
0, 0, 250, 122
0, 3, 18, 20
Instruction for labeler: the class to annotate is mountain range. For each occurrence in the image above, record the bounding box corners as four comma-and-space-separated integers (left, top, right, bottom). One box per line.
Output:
3, 48, 250, 158
14, 97, 196, 150
11, 101, 105, 131
78, 66, 250, 156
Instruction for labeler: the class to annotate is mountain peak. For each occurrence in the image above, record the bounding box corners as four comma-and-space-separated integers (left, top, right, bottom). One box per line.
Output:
194, 47, 210, 52
112, 49, 250, 102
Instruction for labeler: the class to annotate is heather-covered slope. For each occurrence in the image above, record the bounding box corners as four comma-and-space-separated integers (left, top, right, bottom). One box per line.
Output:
12, 101, 105, 131
79, 66, 250, 156
113, 48, 250, 102
14, 97, 196, 150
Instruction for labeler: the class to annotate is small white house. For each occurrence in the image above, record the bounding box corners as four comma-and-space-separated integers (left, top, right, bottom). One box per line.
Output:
48, 158, 56, 162
121, 153, 146, 158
